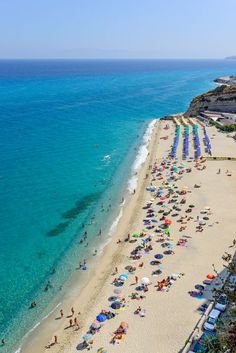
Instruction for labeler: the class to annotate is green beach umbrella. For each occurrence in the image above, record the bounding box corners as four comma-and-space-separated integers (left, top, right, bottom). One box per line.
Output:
132, 232, 141, 238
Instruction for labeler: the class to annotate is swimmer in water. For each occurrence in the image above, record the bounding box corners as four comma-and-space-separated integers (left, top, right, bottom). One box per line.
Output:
30, 301, 36, 309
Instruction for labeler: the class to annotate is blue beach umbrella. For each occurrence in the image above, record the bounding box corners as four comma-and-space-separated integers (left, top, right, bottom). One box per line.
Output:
119, 274, 128, 281
96, 314, 107, 322
154, 253, 163, 259
111, 301, 121, 309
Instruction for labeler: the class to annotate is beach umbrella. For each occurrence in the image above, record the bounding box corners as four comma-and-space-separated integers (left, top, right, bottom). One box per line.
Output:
132, 232, 141, 238
83, 333, 93, 341
114, 287, 122, 295
154, 253, 163, 259
164, 218, 172, 225
111, 301, 121, 310
206, 274, 215, 280
97, 348, 107, 353
91, 320, 101, 329
141, 277, 150, 285
96, 314, 107, 322
119, 274, 128, 281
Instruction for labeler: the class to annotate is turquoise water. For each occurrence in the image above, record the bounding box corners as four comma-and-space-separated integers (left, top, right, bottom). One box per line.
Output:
0, 59, 236, 352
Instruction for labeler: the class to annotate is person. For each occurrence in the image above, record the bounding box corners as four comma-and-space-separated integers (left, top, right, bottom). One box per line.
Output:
87, 339, 93, 350
74, 317, 79, 329
69, 318, 73, 327
71, 307, 75, 316
1, 339, 5, 346
60, 309, 63, 318
135, 276, 138, 284
133, 189, 136, 194
54, 335, 58, 344
30, 301, 36, 309
114, 267, 118, 274
134, 306, 141, 314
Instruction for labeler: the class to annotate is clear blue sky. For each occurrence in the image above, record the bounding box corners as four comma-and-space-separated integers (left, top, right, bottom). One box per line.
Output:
0, 0, 235, 59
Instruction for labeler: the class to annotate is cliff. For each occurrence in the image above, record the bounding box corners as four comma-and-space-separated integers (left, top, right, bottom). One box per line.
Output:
185, 85, 236, 117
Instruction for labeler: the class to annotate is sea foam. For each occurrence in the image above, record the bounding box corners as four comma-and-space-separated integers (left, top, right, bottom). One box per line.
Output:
128, 119, 156, 193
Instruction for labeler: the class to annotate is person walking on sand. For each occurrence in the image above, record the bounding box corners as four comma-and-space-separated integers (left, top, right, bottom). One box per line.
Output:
74, 317, 79, 329
60, 309, 63, 318
69, 318, 73, 327
71, 307, 75, 316
54, 335, 58, 344
135, 276, 138, 284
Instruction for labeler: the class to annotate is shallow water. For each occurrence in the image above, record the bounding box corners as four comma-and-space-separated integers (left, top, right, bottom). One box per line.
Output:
0, 59, 236, 352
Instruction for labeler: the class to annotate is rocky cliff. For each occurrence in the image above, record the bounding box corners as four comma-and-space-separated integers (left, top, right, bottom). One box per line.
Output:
185, 85, 236, 117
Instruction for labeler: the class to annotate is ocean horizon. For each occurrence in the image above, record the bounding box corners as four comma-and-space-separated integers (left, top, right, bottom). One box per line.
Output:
0, 59, 236, 352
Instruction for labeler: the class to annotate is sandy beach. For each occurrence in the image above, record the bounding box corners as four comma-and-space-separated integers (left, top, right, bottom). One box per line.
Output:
20, 118, 236, 353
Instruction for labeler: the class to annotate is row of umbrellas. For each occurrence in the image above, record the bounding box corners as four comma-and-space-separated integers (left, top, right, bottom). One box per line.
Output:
183, 124, 190, 157
193, 124, 201, 158
203, 127, 212, 155
170, 125, 180, 158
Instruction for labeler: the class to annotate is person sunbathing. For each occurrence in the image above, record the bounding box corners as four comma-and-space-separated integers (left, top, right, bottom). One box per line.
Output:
152, 269, 162, 275
134, 306, 141, 314
110, 333, 123, 344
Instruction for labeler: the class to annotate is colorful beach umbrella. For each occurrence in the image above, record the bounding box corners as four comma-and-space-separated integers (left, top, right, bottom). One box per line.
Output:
119, 274, 128, 281
111, 301, 121, 310
141, 277, 150, 285
96, 314, 107, 322
114, 287, 122, 295
132, 232, 141, 238
206, 274, 215, 280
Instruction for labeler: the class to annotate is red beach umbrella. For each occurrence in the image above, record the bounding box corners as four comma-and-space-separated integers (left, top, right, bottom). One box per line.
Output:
206, 274, 215, 280
164, 218, 172, 225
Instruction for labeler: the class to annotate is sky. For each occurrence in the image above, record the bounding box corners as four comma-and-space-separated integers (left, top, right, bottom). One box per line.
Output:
0, 0, 235, 59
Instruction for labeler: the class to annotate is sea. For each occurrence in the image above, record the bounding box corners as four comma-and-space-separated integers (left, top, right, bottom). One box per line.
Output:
0, 59, 236, 352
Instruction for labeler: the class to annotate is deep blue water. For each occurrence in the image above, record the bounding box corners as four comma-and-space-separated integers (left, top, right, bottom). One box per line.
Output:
0, 59, 236, 352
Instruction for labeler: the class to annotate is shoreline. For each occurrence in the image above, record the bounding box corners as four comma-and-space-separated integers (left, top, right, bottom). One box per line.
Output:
16, 117, 236, 353
18, 119, 160, 353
